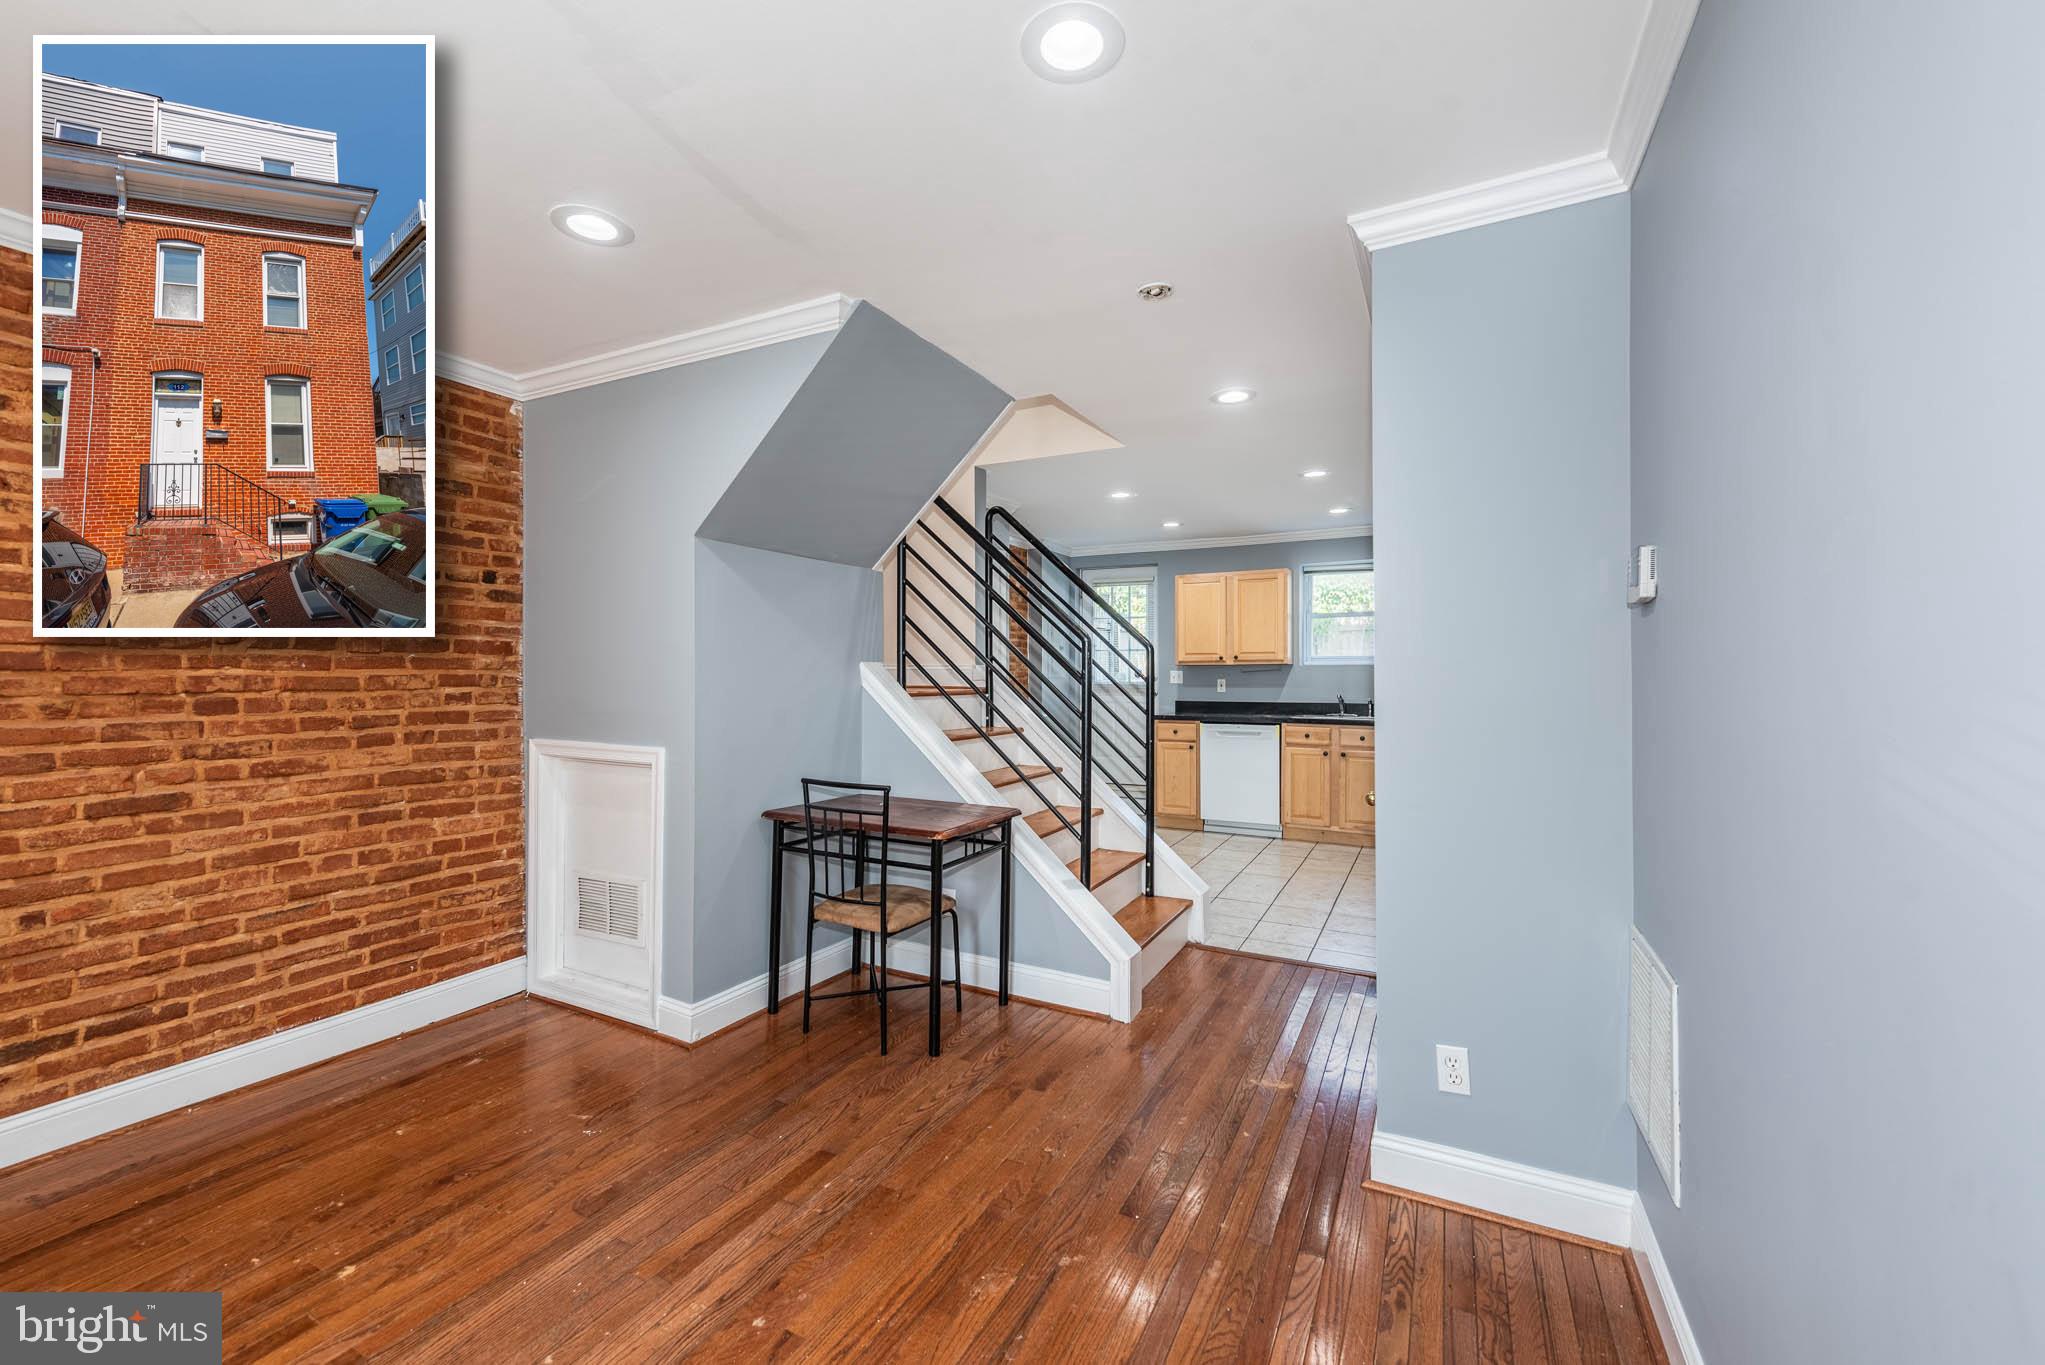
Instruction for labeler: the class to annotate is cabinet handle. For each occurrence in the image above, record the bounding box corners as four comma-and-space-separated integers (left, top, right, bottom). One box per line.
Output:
1367, 791, 1376, 806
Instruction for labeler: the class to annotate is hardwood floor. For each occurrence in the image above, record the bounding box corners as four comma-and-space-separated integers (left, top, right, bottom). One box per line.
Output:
0, 949, 1663, 1363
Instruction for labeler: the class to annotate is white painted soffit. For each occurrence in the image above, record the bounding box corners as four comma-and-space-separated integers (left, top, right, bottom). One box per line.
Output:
441, 293, 856, 401
1347, 0, 1699, 251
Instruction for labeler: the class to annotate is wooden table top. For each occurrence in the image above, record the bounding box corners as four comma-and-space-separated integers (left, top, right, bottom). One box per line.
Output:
761, 794, 1020, 841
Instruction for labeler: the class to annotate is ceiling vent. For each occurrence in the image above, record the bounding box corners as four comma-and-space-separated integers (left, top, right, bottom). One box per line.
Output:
574, 874, 645, 944
1628, 928, 1681, 1205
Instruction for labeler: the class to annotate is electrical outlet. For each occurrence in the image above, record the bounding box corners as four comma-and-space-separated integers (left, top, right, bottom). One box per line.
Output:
1169, 669, 1183, 685
1215, 678, 1226, 693
1436, 1045, 1470, 1096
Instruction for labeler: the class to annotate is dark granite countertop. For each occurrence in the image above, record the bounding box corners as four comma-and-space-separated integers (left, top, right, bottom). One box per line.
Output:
1158, 701, 1374, 727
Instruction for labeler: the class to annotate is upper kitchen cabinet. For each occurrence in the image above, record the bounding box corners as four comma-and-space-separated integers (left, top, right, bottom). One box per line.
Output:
1175, 573, 1230, 663
1174, 568, 1293, 665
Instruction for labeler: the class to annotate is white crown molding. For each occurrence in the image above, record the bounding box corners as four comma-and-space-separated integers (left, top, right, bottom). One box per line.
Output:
443, 293, 857, 403
1368, 1130, 1636, 1246
1632, 1195, 1708, 1365
1347, 153, 1625, 251
1347, 0, 1699, 251
1067, 523, 1373, 558
0, 207, 30, 253
1609, 0, 1703, 182
0, 958, 527, 1170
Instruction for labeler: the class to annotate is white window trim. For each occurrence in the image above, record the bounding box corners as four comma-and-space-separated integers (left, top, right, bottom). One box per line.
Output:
268, 513, 315, 547
165, 141, 205, 161
407, 401, 426, 428
1082, 565, 1157, 680
54, 122, 100, 146
1301, 561, 1376, 665
155, 240, 204, 322
408, 327, 426, 374
265, 376, 314, 473
403, 264, 424, 310
379, 292, 396, 329
262, 157, 294, 176
261, 252, 306, 330
41, 236, 81, 317
383, 344, 403, 380
40, 365, 71, 477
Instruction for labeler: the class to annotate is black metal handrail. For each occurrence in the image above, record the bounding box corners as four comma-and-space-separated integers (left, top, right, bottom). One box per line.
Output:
135, 462, 289, 560
894, 498, 1157, 897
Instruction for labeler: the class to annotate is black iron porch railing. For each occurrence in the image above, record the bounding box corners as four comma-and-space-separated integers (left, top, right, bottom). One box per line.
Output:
136, 462, 290, 560
894, 497, 1156, 897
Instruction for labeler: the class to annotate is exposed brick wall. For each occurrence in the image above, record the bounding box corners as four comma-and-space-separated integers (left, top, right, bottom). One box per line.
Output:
0, 247, 526, 1121
39, 194, 380, 567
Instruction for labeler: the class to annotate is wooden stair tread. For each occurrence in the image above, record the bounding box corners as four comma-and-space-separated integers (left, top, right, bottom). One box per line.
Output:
907, 683, 983, 697
1115, 896, 1194, 948
1024, 805, 1103, 837
982, 764, 1058, 789
1068, 847, 1144, 889
943, 725, 1020, 741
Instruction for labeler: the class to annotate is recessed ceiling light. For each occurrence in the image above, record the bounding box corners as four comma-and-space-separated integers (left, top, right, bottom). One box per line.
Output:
1329, 506, 1353, 516
1136, 281, 1173, 301
1211, 387, 1255, 405
1161, 520, 1181, 528
550, 204, 634, 246
1302, 469, 1328, 479
1109, 490, 1135, 500
1022, 4, 1126, 83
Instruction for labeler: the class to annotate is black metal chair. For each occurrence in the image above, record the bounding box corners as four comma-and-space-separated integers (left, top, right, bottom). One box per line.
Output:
799, 779, 962, 1054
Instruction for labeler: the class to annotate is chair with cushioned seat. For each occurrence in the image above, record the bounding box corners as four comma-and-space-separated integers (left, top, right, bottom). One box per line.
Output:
800, 779, 962, 1054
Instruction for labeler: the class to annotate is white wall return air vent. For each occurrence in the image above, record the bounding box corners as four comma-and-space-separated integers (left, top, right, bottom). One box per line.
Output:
1628, 927, 1681, 1205
574, 873, 645, 945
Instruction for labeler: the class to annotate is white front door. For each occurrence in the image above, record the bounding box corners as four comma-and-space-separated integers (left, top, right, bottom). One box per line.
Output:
151, 394, 204, 510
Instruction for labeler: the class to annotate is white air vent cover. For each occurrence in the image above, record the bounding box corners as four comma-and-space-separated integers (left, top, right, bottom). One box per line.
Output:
1628, 928, 1681, 1205
574, 873, 645, 944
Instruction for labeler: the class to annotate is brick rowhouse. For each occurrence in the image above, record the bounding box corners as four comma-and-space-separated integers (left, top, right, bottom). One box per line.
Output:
38, 77, 382, 581
3, 244, 527, 1120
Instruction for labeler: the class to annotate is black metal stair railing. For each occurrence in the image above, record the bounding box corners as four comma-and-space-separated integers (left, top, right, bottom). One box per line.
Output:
893, 496, 1157, 898
136, 462, 290, 560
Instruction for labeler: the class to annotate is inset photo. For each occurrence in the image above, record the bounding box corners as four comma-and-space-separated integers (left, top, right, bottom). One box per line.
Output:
32, 36, 432, 634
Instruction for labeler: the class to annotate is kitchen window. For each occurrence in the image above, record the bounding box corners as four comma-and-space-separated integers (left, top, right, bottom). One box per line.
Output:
1082, 567, 1154, 682
409, 329, 426, 376
379, 291, 397, 329
40, 367, 70, 475
266, 377, 312, 471
156, 241, 203, 320
1303, 564, 1375, 663
262, 157, 293, 176
263, 253, 305, 328
403, 264, 424, 310
41, 238, 80, 314
54, 122, 99, 145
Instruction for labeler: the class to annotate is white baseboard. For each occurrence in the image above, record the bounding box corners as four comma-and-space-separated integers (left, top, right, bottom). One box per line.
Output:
657, 938, 855, 1044
1368, 1131, 1635, 1246
0, 958, 528, 1171
1631, 1195, 1706, 1365
883, 937, 1114, 1017
531, 968, 655, 1028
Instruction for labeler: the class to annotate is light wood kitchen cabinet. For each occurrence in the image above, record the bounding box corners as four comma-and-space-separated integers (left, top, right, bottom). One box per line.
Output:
1282, 723, 1375, 845
1173, 568, 1292, 665
1174, 574, 1229, 663
1155, 720, 1202, 829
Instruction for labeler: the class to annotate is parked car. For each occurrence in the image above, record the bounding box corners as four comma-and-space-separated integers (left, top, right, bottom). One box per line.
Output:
176, 510, 427, 630
41, 511, 111, 629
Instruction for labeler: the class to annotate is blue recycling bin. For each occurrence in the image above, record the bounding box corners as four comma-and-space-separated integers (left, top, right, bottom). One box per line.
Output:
313, 498, 369, 543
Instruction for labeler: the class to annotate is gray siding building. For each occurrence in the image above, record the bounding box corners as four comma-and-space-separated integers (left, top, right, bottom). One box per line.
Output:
369, 199, 427, 445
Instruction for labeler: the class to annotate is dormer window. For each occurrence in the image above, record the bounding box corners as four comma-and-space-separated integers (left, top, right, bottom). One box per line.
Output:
54, 122, 99, 145
165, 141, 204, 160
262, 157, 293, 176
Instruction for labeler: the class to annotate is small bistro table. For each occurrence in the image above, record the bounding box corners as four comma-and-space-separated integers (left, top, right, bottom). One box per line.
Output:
760, 795, 1020, 1056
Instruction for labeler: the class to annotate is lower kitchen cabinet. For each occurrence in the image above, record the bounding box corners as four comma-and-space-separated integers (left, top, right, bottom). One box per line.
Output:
1281, 723, 1375, 845
1156, 720, 1202, 829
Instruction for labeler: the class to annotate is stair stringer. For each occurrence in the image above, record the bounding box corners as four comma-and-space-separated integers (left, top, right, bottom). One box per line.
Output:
860, 662, 1140, 1021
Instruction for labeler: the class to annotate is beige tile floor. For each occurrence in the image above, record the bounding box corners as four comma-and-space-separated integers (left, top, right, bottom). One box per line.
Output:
1162, 828, 1376, 973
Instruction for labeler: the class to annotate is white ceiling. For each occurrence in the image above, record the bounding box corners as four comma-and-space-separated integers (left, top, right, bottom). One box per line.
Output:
3, 0, 1662, 547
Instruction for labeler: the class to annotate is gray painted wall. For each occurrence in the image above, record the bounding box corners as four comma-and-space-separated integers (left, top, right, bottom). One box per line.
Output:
694, 540, 880, 1000
1063, 536, 1375, 708
1372, 196, 1635, 1185
698, 302, 1010, 567
860, 693, 1109, 981
525, 332, 832, 1003
1630, 2, 2045, 1360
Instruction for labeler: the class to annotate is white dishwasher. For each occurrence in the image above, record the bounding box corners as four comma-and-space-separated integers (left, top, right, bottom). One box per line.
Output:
1198, 723, 1281, 835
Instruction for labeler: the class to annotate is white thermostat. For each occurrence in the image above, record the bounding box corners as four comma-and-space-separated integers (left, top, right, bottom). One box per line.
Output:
1627, 545, 1659, 606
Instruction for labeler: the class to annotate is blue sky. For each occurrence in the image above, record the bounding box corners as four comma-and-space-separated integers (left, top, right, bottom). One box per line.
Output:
45, 42, 427, 380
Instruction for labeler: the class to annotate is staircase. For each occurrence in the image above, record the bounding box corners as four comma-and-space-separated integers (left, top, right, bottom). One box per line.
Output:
128, 462, 290, 591
885, 497, 1204, 1015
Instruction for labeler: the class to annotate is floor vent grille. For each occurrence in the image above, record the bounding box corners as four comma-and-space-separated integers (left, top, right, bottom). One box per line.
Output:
575, 874, 645, 944
1628, 927, 1681, 1205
